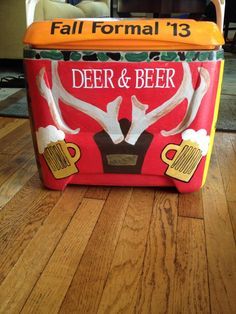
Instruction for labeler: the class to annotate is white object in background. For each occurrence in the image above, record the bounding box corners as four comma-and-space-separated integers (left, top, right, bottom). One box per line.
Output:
211, 0, 225, 33
25, 0, 40, 27
25, 0, 66, 27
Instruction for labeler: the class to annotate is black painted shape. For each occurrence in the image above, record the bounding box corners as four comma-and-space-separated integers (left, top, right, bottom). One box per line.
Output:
192, 52, 200, 61
177, 52, 186, 61
149, 52, 160, 61
106, 52, 121, 61
82, 53, 98, 61
94, 119, 153, 174
62, 51, 71, 61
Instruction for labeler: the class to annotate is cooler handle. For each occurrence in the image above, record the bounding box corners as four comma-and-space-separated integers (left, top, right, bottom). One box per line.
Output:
25, 0, 225, 32
211, 0, 225, 33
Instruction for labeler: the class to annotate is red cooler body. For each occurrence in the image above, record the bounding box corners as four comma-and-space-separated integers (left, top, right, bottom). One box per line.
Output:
23, 19, 224, 193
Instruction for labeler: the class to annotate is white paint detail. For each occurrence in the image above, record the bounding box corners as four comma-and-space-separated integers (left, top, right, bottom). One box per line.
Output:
182, 129, 210, 156
36, 125, 65, 154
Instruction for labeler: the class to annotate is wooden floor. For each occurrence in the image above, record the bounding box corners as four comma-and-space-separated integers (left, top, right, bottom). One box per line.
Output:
0, 117, 235, 314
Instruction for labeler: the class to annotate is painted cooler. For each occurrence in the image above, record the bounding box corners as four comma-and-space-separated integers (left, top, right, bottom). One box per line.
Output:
23, 19, 224, 193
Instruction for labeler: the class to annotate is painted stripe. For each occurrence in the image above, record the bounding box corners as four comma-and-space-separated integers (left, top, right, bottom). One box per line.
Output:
201, 59, 225, 187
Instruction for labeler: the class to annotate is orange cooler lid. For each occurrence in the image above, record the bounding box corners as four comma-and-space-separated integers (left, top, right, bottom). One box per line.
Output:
23, 18, 224, 51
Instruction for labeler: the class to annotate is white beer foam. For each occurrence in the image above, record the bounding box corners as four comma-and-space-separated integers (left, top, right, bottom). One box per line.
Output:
182, 129, 210, 156
36, 125, 65, 154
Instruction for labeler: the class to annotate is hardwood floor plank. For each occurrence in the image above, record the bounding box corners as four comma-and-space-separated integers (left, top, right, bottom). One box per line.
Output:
0, 118, 26, 140
0, 175, 61, 284
228, 201, 236, 242
21, 198, 104, 314
0, 115, 235, 313
178, 191, 203, 219
0, 156, 37, 209
0, 117, 14, 128
0, 187, 86, 314
0, 174, 45, 223
0, 120, 32, 156
0, 141, 34, 186
202, 150, 236, 314
214, 133, 236, 202
59, 187, 132, 314
85, 186, 110, 200
230, 133, 236, 154
136, 190, 178, 314
97, 188, 154, 314
173, 217, 210, 314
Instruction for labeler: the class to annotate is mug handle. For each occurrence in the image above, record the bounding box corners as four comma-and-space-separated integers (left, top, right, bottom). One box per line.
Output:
66, 142, 81, 163
161, 144, 180, 166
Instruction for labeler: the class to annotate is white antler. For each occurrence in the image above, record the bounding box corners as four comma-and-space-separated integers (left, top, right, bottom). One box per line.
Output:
37, 67, 80, 135
37, 62, 124, 144
125, 62, 210, 145
161, 66, 210, 137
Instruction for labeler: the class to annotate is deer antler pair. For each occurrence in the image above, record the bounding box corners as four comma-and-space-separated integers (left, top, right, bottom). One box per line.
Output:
37, 61, 210, 145
126, 62, 210, 144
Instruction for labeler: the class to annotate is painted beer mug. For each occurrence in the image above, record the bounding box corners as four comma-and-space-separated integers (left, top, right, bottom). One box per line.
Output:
36, 126, 80, 179
162, 129, 210, 182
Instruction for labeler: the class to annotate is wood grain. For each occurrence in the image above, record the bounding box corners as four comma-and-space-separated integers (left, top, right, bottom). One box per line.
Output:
0, 140, 34, 186
85, 186, 110, 200
0, 116, 236, 314
178, 191, 203, 219
173, 217, 210, 314
0, 117, 14, 128
59, 188, 132, 314
0, 120, 32, 156
202, 150, 236, 314
0, 117, 25, 140
230, 133, 236, 154
0, 187, 86, 314
0, 174, 61, 284
0, 156, 37, 209
97, 188, 155, 314
216, 133, 236, 240
136, 190, 178, 314
215, 132, 236, 202
21, 198, 105, 314
228, 201, 236, 243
